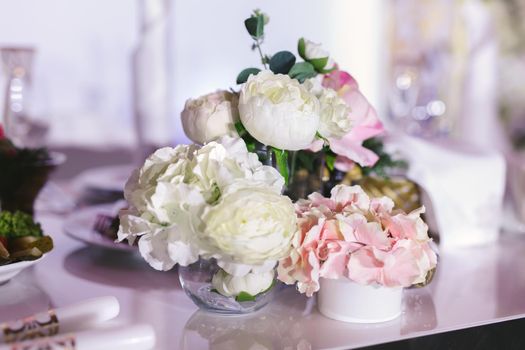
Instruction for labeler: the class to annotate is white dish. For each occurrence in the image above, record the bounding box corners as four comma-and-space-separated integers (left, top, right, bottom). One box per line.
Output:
0, 258, 42, 285
63, 204, 136, 253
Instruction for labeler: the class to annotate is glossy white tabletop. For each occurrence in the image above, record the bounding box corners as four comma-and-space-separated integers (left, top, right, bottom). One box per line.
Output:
1, 211, 525, 350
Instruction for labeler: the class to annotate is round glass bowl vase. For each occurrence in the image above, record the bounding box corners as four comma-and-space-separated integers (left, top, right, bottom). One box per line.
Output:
178, 258, 276, 315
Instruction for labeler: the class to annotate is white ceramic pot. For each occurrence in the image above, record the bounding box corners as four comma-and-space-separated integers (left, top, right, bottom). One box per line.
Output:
317, 278, 403, 323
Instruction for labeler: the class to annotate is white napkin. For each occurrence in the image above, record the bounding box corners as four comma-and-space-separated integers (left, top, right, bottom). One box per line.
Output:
392, 135, 506, 249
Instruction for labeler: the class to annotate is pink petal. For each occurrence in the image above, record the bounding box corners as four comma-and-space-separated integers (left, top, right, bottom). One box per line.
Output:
319, 248, 349, 279
380, 241, 423, 287
322, 70, 359, 91
308, 139, 324, 152
334, 156, 355, 172
347, 246, 383, 285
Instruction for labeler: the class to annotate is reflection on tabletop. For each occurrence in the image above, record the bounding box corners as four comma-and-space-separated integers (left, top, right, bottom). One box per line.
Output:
0, 269, 52, 322
180, 285, 438, 350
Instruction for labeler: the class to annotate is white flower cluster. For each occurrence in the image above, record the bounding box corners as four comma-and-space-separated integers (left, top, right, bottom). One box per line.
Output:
118, 136, 297, 281
181, 41, 350, 151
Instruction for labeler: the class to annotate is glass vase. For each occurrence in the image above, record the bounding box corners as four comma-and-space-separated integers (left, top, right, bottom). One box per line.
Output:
178, 258, 276, 314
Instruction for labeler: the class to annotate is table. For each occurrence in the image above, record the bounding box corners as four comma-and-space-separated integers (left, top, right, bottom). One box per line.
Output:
1, 210, 525, 350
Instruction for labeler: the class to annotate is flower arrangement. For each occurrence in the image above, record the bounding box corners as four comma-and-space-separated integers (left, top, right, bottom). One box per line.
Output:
181, 10, 404, 190
120, 10, 433, 313
277, 185, 437, 297
118, 136, 296, 299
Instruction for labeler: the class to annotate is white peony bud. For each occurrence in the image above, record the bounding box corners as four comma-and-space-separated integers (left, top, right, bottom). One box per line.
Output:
181, 90, 239, 144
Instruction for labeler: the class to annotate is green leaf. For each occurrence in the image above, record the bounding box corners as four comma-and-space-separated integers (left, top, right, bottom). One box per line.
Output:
297, 151, 315, 172
298, 38, 306, 60
272, 147, 289, 185
288, 62, 317, 83
269, 51, 296, 74
361, 137, 408, 177
244, 16, 264, 39
309, 57, 329, 72
325, 152, 336, 172
235, 121, 247, 136
261, 278, 276, 294
235, 291, 257, 302
236, 68, 261, 84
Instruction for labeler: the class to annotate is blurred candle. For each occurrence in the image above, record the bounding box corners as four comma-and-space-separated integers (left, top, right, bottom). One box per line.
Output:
0, 324, 155, 350
329, 0, 386, 116
132, 0, 172, 162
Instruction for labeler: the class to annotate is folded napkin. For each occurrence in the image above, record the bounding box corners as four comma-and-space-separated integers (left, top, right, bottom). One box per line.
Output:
391, 136, 506, 249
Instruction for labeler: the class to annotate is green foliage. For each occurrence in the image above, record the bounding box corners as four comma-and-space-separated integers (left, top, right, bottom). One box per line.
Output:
361, 138, 407, 177
296, 151, 316, 172
272, 147, 289, 185
0, 211, 43, 238
235, 291, 257, 302
244, 16, 264, 39
288, 62, 317, 83
234, 121, 257, 153
236, 68, 261, 84
269, 51, 296, 74
309, 57, 329, 72
298, 37, 306, 60
325, 151, 336, 171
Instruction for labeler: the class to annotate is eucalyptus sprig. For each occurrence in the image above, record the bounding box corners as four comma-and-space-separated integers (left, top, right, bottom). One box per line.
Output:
237, 11, 317, 84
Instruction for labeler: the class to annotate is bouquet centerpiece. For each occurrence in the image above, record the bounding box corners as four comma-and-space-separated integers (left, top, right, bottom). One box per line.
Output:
119, 9, 436, 318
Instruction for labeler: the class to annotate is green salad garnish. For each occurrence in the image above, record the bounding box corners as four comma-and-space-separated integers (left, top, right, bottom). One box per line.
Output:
0, 211, 43, 238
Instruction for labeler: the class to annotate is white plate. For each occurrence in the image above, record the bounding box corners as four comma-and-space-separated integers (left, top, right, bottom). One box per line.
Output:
72, 165, 134, 193
0, 258, 42, 285
63, 204, 136, 252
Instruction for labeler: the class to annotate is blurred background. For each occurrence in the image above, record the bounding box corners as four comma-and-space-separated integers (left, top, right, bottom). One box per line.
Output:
0, 0, 524, 203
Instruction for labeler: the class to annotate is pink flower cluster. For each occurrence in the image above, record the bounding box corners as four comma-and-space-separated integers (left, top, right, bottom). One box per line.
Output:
310, 69, 384, 171
277, 185, 437, 297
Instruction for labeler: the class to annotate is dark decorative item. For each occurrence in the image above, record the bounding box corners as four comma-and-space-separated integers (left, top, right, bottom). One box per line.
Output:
0, 125, 63, 215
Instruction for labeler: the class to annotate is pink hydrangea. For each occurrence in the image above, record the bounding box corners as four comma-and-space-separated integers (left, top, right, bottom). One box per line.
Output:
277, 185, 437, 296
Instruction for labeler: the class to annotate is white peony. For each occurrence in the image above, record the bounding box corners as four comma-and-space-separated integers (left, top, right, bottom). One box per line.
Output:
303, 79, 351, 139
238, 70, 320, 151
199, 185, 297, 275
181, 90, 239, 145
302, 38, 335, 71
192, 136, 284, 197
211, 269, 274, 297
118, 136, 287, 272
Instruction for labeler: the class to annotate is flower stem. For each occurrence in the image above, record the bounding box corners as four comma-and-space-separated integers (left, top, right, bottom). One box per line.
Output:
289, 151, 297, 185
255, 39, 267, 69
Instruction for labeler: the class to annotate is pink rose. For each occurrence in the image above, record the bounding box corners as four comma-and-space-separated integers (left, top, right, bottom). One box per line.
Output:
321, 70, 384, 169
